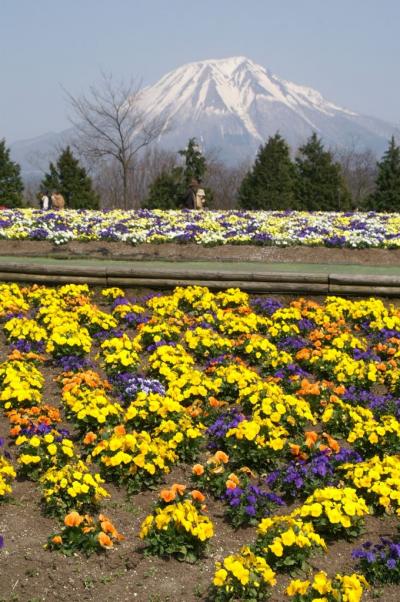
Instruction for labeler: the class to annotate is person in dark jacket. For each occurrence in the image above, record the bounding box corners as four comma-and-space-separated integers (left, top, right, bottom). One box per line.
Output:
183, 178, 199, 209
183, 178, 206, 209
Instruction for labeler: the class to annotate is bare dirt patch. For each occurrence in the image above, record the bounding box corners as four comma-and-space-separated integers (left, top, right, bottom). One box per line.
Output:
1, 240, 400, 266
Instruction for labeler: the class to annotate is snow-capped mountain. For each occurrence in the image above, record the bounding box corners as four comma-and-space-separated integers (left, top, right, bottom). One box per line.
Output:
138, 56, 399, 162
11, 56, 400, 175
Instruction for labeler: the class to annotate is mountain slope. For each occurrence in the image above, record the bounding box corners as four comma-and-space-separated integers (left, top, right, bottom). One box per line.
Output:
137, 56, 399, 162
10, 56, 400, 175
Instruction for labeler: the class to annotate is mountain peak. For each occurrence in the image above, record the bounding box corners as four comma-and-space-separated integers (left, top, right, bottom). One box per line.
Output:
11, 57, 400, 176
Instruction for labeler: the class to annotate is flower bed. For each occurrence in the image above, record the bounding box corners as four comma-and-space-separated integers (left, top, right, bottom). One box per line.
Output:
0, 283, 400, 600
1, 208, 400, 247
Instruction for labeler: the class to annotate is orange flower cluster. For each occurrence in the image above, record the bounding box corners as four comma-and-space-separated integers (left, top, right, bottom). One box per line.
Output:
7, 405, 61, 438
159, 483, 205, 504
290, 431, 340, 461
49, 511, 124, 552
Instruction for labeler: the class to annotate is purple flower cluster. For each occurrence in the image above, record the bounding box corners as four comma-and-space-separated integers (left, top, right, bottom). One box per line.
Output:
56, 354, 93, 372
266, 449, 362, 499
251, 297, 283, 317
19, 423, 70, 439
111, 298, 149, 327
10, 339, 45, 353
324, 235, 347, 247
343, 386, 400, 419
225, 483, 285, 528
0, 437, 11, 460
146, 340, 177, 353
274, 363, 311, 382
206, 408, 245, 450
110, 372, 165, 405
93, 328, 124, 342
352, 538, 400, 583
29, 227, 49, 240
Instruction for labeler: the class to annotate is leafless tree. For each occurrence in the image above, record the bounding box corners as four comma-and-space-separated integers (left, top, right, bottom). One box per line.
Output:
92, 147, 178, 209
132, 147, 178, 204
333, 141, 377, 210
65, 73, 168, 209
204, 155, 250, 209
23, 180, 41, 207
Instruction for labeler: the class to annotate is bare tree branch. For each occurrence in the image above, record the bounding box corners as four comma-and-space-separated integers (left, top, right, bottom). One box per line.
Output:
64, 73, 169, 208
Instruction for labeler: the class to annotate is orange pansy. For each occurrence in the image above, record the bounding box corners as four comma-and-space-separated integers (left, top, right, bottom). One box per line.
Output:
192, 464, 205, 476
64, 511, 83, 528
190, 490, 206, 503
98, 531, 113, 548
160, 489, 176, 503
214, 451, 229, 464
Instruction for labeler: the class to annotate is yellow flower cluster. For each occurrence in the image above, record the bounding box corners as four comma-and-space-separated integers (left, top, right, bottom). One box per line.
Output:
76, 303, 118, 334
139, 498, 214, 542
0, 452, 16, 498
62, 385, 123, 429
4, 317, 47, 343
40, 460, 108, 515
225, 415, 289, 467
240, 334, 293, 372
0, 359, 44, 409
293, 486, 369, 534
15, 432, 75, 477
135, 319, 181, 347
100, 287, 125, 299
91, 426, 177, 492
184, 326, 233, 359
256, 515, 326, 563
0, 283, 29, 318
124, 392, 184, 428
148, 343, 195, 379
99, 333, 141, 373
45, 322, 92, 357
213, 545, 276, 595
241, 380, 315, 433
347, 414, 400, 455
340, 454, 400, 513
286, 570, 368, 602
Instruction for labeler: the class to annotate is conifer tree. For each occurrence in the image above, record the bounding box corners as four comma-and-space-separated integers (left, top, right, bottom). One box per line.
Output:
366, 136, 400, 212
295, 133, 350, 211
238, 133, 296, 209
179, 138, 207, 185
41, 147, 100, 209
0, 139, 24, 207
143, 167, 186, 209
143, 138, 213, 209
41, 162, 60, 195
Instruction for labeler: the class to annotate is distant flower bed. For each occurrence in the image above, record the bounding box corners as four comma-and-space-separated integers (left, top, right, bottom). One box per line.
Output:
1, 208, 400, 247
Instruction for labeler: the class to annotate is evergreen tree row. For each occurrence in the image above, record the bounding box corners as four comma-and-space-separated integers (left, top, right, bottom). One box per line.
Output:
1, 134, 400, 211
238, 132, 351, 211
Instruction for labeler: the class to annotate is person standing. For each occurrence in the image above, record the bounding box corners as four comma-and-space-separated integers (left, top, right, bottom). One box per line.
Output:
51, 191, 65, 210
183, 178, 206, 209
195, 183, 206, 209
40, 191, 51, 210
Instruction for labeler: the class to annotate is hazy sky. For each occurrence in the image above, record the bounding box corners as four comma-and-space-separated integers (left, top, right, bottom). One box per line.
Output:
1, 0, 399, 141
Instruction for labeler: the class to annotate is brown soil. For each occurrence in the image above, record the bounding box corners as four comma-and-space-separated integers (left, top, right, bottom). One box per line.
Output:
1, 240, 400, 265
